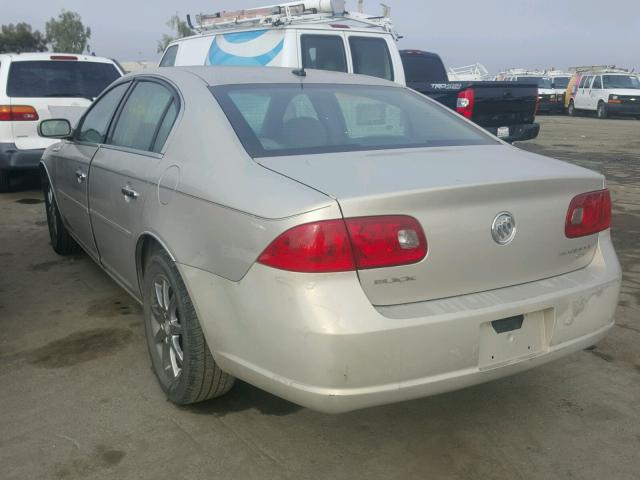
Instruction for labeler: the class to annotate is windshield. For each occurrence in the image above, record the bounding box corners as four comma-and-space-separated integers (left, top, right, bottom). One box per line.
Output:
602, 75, 640, 89
552, 77, 570, 89
211, 84, 495, 158
516, 76, 553, 89
7, 61, 121, 98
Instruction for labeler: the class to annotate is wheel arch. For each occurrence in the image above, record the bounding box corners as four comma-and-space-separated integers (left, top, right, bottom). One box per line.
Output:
135, 232, 177, 294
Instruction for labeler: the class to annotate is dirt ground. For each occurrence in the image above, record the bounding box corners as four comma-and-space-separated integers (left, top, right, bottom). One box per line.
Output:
1, 115, 639, 480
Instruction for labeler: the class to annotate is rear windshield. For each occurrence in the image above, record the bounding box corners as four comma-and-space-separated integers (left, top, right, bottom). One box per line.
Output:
401, 54, 448, 83
211, 83, 495, 158
7, 60, 121, 99
602, 75, 640, 89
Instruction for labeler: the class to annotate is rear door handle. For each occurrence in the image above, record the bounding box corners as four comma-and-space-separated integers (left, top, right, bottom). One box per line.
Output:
121, 185, 139, 201
75, 169, 87, 183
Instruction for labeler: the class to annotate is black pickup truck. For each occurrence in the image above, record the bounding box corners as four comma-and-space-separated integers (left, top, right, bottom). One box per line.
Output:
400, 50, 540, 143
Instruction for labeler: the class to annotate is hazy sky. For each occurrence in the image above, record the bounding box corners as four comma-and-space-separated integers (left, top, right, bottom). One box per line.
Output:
4, 0, 639, 73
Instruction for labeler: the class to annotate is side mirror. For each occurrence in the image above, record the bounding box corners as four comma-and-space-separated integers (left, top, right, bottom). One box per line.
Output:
38, 119, 72, 139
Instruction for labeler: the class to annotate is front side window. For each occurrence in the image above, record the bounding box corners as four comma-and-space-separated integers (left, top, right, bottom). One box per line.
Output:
592, 76, 602, 89
109, 81, 176, 152
212, 83, 496, 158
76, 82, 130, 144
301, 35, 347, 73
159, 45, 179, 67
349, 37, 394, 81
7, 61, 121, 99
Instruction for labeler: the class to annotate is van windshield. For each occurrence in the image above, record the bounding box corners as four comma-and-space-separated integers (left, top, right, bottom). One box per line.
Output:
552, 77, 570, 89
516, 76, 553, 89
602, 75, 640, 89
7, 61, 121, 99
211, 83, 496, 158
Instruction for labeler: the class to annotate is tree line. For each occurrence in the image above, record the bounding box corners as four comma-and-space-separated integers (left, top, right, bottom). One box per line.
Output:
0, 10, 193, 56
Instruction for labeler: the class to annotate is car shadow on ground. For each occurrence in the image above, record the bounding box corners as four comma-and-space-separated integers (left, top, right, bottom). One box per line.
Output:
4, 171, 41, 193
180, 381, 304, 417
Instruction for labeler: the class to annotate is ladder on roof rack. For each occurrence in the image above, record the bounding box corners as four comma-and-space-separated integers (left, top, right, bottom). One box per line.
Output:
569, 65, 629, 73
187, 0, 397, 37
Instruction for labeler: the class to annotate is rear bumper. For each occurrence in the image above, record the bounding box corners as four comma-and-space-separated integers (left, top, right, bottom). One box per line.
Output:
606, 102, 640, 116
180, 231, 621, 414
484, 123, 540, 143
0, 143, 44, 171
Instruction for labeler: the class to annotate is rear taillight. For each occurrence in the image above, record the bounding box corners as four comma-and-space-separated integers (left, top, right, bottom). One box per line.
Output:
0, 105, 39, 122
257, 216, 427, 273
456, 89, 475, 119
565, 189, 611, 238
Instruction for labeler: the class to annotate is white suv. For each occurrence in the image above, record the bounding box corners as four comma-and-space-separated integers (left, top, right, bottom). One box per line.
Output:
0, 53, 123, 191
567, 71, 640, 119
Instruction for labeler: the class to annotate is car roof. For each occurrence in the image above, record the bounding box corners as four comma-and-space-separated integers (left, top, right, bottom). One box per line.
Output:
0, 52, 117, 64
127, 66, 399, 88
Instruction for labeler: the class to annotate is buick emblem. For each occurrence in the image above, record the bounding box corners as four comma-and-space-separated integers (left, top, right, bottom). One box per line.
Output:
491, 212, 516, 245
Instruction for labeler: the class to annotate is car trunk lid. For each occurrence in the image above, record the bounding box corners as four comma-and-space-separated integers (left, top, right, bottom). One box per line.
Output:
259, 145, 605, 306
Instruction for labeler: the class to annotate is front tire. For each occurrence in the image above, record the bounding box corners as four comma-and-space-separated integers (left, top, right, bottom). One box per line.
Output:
567, 100, 576, 116
596, 101, 608, 119
143, 248, 235, 405
43, 175, 80, 255
0, 170, 9, 193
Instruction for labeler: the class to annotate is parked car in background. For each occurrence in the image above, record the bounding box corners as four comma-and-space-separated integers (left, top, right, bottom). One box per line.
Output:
0, 53, 123, 191
400, 51, 540, 142
497, 69, 562, 114
546, 70, 572, 111
38, 66, 621, 413
566, 67, 640, 119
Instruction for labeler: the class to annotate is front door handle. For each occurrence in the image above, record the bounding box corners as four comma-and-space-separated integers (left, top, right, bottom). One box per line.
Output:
75, 169, 87, 183
121, 185, 139, 201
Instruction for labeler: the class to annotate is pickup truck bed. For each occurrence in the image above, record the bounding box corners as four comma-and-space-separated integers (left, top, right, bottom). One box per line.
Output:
401, 50, 540, 143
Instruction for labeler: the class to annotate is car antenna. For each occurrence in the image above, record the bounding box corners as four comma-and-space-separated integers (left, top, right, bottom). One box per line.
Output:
292, 67, 306, 77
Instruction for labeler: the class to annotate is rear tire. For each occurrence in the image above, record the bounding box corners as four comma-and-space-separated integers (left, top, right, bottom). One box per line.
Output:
42, 175, 80, 255
596, 101, 608, 119
0, 170, 9, 193
143, 248, 235, 405
567, 101, 576, 116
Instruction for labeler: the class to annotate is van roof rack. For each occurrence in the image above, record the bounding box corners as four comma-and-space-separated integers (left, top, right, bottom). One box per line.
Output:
447, 63, 491, 81
498, 68, 547, 77
187, 0, 398, 38
569, 65, 629, 74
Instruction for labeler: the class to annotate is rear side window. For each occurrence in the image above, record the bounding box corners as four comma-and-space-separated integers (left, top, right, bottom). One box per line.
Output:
301, 35, 347, 73
349, 37, 394, 81
7, 61, 121, 98
76, 82, 130, 144
109, 81, 176, 152
401, 54, 447, 83
159, 45, 179, 67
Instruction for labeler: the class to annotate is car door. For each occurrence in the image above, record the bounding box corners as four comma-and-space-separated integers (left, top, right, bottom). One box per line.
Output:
590, 75, 603, 108
88, 79, 179, 292
54, 81, 131, 257
575, 76, 592, 109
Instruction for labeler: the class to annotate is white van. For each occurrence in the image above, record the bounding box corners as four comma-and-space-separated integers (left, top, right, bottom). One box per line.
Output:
497, 70, 561, 113
159, 0, 405, 86
0, 53, 123, 191
566, 68, 640, 119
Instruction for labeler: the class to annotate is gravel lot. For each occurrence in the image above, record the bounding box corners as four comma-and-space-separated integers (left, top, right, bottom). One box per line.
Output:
1, 116, 639, 480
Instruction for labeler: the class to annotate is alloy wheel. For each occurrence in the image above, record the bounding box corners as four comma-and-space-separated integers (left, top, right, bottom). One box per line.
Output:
150, 274, 184, 380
